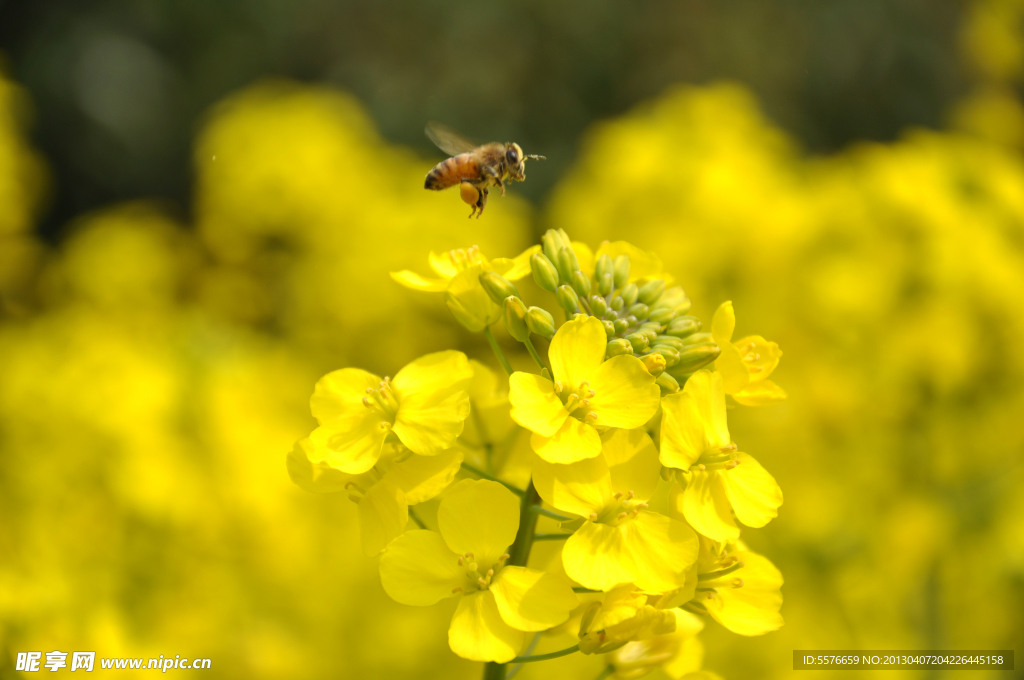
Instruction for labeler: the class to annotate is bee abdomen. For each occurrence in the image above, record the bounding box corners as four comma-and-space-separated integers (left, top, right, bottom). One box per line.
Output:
424, 154, 478, 190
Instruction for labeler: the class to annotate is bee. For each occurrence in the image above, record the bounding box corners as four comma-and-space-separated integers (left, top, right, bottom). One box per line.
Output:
423, 121, 545, 218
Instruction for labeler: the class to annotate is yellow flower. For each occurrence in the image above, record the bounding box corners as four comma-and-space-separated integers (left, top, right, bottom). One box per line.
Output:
379, 479, 578, 663
710, 301, 786, 406
572, 240, 675, 286
287, 438, 462, 556
390, 245, 540, 332
307, 350, 472, 473
660, 370, 782, 542
684, 537, 783, 636
605, 608, 708, 680
509, 317, 661, 464
578, 584, 678, 654
533, 428, 698, 591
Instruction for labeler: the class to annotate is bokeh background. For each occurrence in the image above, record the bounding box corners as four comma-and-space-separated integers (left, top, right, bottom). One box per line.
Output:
1, 1, 1023, 678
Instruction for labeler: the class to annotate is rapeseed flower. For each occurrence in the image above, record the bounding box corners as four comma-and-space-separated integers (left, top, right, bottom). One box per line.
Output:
288, 438, 462, 555
533, 428, 698, 591
578, 584, 678, 654
379, 479, 578, 662
509, 317, 661, 464
307, 350, 472, 473
710, 301, 786, 406
660, 370, 782, 541
605, 608, 709, 679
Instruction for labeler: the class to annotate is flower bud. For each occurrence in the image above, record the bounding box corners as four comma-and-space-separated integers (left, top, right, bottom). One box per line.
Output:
479, 271, 520, 304
556, 285, 580, 315
542, 229, 569, 266
609, 295, 625, 312
680, 331, 714, 346
648, 307, 677, 325
666, 316, 702, 338
590, 295, 608, 317
530, 252, 560, 293
638, 279, 665, 305
621, 283, 639, 308
572, 270, 592, 298
595, 253, 613, 281
656, 372, 680, 393
606, 338, 633, 357
648, 345, 679, 366
525, 306, 556, 339
641, 352, 667, 376
651, 336, 684, 351
613, 255, 631, 289
625, 333, 649, 352
641, 328, 658, 343
613, 318, 630, 334
556, 247, 580, 285
669, 342, 721, 374
503, 296, 531, 341
602, 319, 616, 337
598, 272, 614, 297
628, 303, 649, 319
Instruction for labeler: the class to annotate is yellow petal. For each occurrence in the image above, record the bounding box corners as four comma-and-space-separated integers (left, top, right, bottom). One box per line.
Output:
733, 335, 782, 383
385, 448, 464, 505
307, 411, 388, 474
392, 351, 472, 455
620, 512, 698, 592
549, 316, 607, 387
490, 566, 578, 631
437, 479, 520, 565
358, 480, 408, 556
428, 250, 461, 279
715, 342, 750, 395
587, 355, 661, 429
710, 301, 735, 345
286, 438, 351, 493
449, 591, 526, 663
531, 417, 602, 464
463, 360, 516, 447
673, 472, 740, 543
685, 370, 731, 447
572, 240, 595, 276
509, 372, 568, 437
309, 367, 380, 424
659, 392, 704, 471
505, 244, 542, 281
562, 521, 636, 591
388, 269, 448, 292
393, 350, 472, 402
532, 453, 611, 518
722, 453, 782, 528
379, 530, 463, 606
604, 429, 660, 503
588, 584, 647, 632
704, 551, 783, 636
595, 241, 665, 282
733, 379, 788, 406
445, 263, 502, 332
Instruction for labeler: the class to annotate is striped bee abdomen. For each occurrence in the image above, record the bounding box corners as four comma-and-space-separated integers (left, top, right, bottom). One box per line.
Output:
424, 153, 480, 190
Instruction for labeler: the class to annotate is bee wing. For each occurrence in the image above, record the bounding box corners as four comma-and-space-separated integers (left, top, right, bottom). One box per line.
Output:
425, 121, 479, 156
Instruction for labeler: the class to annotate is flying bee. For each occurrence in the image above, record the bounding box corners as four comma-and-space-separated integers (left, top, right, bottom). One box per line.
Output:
423, 121, 545, 218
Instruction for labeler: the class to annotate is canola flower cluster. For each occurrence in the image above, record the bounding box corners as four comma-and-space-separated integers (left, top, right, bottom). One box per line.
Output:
290, 229, 786, 679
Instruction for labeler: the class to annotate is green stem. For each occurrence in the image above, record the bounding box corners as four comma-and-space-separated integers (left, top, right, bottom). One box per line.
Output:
531, 506, 573, 522
532, 533, 569, 541
573, 587, 599, 593
523, 336, 548, 372
461, 463, 526, 497
484, 326, 514, 376
509, 644, 580, 664
593, 666, 614, 680
408, 507, 426, 529
482, 662, 505, 680
504, 634, 542, 680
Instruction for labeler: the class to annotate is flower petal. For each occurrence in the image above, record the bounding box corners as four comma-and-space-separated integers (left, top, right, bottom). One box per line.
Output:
388, 270, 449, 292
509, 373, 568, 438
733, 335, 782, 383
385, 448, 463, 505
733, 379, 787, 406
710, 301, 735, 345
504, 245, 542, 281
673, 472, 740, 543
429, 250, 462, 279
532, 453, 611, 518
562, 521, 636, 591
572, 241, 595, 277
490, 566, 578, 631
438, 479, 520, 565
620, 512, 698, 592
286, 437, 352, 493
588, 355, 662, 429
604, 429, 661, 503
393, 350, 472, 403
715, 343, 750, 395
310, 368, 380, 424
549, 316, 607, 387
445, 264, 502, 331
379, 530, 463, 606
685, 370, 731, 447
531, 417, 602, 464
449, 591, 526, 663
659, 392, 704, 471
358, 479, 408, 556
722, 453, 782, 528
307, 411, 388, 474
392, 351, 472, 455
704, 551, 783, 636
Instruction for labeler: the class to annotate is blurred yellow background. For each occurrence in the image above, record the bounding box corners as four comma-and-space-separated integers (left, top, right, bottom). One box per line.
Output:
2, 1, 1024, 678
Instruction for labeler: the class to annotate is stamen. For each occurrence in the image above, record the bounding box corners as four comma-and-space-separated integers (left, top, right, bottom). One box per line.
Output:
458, 556, 464, 566
589, 513, 598, 521
626, 490, 635, 500
378, 422, 391, 431
719, 443, 738, 452
613, 492, 623, 500
452, 587, 463, 594
362, 396, 373, 408
584, 412, 599, 423
553, 381, 563, 393
586, 389, 596, 398
617, 512, 628, 521
564, 394, 580, 411
478, 578, 488, 587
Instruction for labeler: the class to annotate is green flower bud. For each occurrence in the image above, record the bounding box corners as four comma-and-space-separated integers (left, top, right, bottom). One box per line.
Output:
479, 271, 520, 305
595, 253, 613, 281
666, 316, 702, 338
639, 322, 661, 335
621, 283, 639, 308
609, 295, 625, 311
557, 246, 580, 284
628, 303, 649, 319
648, 308, 677, 325
503, 296, 531, 342
656, 372, 680, 394
669, 342, 721, 375
590, 295, 608, 317
650, 336, 684, 350
557, 285, 580, 315
598, 272, 614, 297
542, 229, 568, 266
680, 331, 713, 346
530, 252, 560, 293
526, 306, 556, 339
572, 270, 592, 298
602, 319, 616, 337
613, 255, 631, 289
625, 333, 649, 352
642, 328, 658, 342
648, 345, 680, 367
641, 352, 667, 376
606, 338, 633, 357
638, 279, 665, 306
613, 318, 630, 334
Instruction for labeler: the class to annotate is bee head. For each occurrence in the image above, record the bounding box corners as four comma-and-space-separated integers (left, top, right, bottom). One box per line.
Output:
505, 143, 525, 180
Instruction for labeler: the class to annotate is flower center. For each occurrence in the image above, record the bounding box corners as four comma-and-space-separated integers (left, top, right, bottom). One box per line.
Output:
553, 380, 599, 425
451, 552, 510, 594
362, 377, 399, 428
590, 490, 648, 527
445, 245, 485, 273
693, 557, 745, 602
694, 443, 740, 470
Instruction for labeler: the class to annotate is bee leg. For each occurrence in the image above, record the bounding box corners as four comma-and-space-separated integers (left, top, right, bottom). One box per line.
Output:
476, 187, 489, 219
